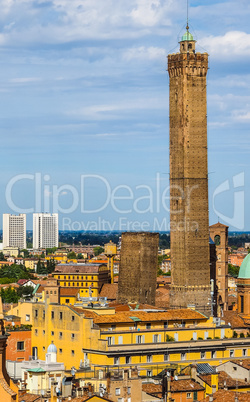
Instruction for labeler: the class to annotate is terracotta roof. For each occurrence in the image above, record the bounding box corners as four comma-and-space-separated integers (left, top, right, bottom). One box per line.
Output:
209, 222, 229, 228
230, 359, 250, 370
69, 396, 114, 402
200, 371, 249, 389
99, 284, 118, 300
223, 311, 248, 328
93, 309, 206, 324
60, 287, 79, 297
69, 307, 98, 319
200, 389, 250, 401
108, 303, 161, 311
142, 379, 204, 394
54, 264, 107, 274
19, 393, 41, 402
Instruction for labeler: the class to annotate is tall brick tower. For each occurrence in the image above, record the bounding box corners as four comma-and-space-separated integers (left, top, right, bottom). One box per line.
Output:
168, 26, 211, 315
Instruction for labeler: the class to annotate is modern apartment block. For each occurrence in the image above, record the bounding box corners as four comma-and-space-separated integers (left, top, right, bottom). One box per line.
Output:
33, 213, 58, 249
3, 214, 26, 249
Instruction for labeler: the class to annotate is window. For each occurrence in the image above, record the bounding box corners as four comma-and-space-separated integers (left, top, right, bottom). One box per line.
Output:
164, 353, 169, 361
35, 329, 38, 335
59, 332, 62, 338
194, 391, 198, 401
153, 334, 158, 343
243, 349, 247, 357
181, 352, 186, 360
115, 388, 120, 396
43, 330, 45, 335
17, 341, 24, 351
59, 312, 63, 320
51, 331, 54, 336
107, 337, 112, 346
164, 322, 168, 329
128, 387, 131, 395
111, 324, 116, 331
118, 336, 123, 345
59, 348, 62, 353
211, 351, 216, 359
137, 335, 142, 344
71, 316, 75, 321
71, 350, 75, 356
147, 354, 152, 363
126, 356, 131, 364
230, 350, 234, 358
43, 346, 45, 351
147, 370, 152, 377
240, 295, 244, 313
66, 299, 69, 303
25, 314, 30, 321
233, 366, 237, 371
187, 392, 191, 399
114, 356, 119, 365
51, 311, 54, 319
71, 333, 75, 339
35, 310, 38, 318
146, 323, 151, 330
201, 351, 205, 359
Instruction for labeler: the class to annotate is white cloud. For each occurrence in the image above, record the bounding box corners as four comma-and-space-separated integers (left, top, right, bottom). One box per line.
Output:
200, 31, 250, 58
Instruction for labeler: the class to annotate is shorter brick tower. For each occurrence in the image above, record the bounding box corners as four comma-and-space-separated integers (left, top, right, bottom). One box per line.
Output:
210, 223, 229, 316
118, 232, 159, 305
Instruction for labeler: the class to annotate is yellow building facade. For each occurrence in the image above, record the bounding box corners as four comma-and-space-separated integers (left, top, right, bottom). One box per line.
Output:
53, 263, 110, 298
30, 301, 250, 376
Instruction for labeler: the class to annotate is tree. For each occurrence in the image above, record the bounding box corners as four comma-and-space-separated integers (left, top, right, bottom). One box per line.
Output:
0, 252, 6, 261
93, 247, 104, 256
77, 253, 83, 259
67, 251, 77, 259
21, 249, 29, 258
46, 247, 57, 255
228, 263, 240, 278
1, 287, 19, 303
17, 285, 34, 299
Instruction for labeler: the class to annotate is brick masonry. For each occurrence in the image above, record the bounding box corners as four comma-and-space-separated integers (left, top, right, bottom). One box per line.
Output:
168, 37, 211, 315
118, 232, 159, 305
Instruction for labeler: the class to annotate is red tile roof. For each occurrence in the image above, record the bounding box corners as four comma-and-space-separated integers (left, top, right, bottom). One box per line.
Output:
99, 284, 118, 300
200, 371, 249, 389
200, 389, 250, 401
60, 287, 79, 297
93, 308, 206, 324
54, 264, 107, 274
223, 311, 248, 328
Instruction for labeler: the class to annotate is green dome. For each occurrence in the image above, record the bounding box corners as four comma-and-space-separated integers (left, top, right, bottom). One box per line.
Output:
238, 253, 250, 279
181, 30, 194, 41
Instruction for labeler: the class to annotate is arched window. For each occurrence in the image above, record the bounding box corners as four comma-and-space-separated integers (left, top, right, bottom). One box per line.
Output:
214, 235, 221, 245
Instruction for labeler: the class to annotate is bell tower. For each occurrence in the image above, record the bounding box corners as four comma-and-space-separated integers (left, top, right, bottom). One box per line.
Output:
168, 26, 211, 315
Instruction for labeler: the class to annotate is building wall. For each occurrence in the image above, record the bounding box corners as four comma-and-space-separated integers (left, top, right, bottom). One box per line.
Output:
210, 223, 229, 316
3, 213, 26, 249
168, 40, 211, 315
118, 232, 159, 305
33, 213, 58, 249
6, 329, 31, 361
29, 300, 250, 378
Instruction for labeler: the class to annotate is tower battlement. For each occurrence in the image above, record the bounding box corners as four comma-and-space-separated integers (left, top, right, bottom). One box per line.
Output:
168, 52, 208, 77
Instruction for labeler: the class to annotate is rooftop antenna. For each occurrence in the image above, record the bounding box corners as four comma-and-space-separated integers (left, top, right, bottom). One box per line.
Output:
186, 0, 189, 31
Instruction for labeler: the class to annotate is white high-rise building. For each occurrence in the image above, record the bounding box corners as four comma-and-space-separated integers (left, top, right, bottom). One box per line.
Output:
33, 213, 58, 249
3, 214, 27, 249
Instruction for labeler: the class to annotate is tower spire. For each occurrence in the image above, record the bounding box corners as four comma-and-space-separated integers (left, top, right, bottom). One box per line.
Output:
187, 0, 189, 31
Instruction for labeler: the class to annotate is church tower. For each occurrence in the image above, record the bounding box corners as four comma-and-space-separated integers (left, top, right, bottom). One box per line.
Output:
168, 26, 211, 315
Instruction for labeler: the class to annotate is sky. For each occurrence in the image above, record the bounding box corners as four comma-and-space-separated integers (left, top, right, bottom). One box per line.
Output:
0, 0, 250, 231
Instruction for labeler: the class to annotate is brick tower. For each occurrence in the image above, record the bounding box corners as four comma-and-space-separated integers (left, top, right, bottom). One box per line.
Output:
168, 26, 211, 315
118, 232, 159, 305
210, 222, 229, 316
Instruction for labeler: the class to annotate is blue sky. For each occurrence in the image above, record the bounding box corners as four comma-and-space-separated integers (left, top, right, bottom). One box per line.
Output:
0, 0, 250, 231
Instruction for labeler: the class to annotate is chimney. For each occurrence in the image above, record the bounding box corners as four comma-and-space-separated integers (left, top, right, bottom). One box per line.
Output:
209, 395, 213, 402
